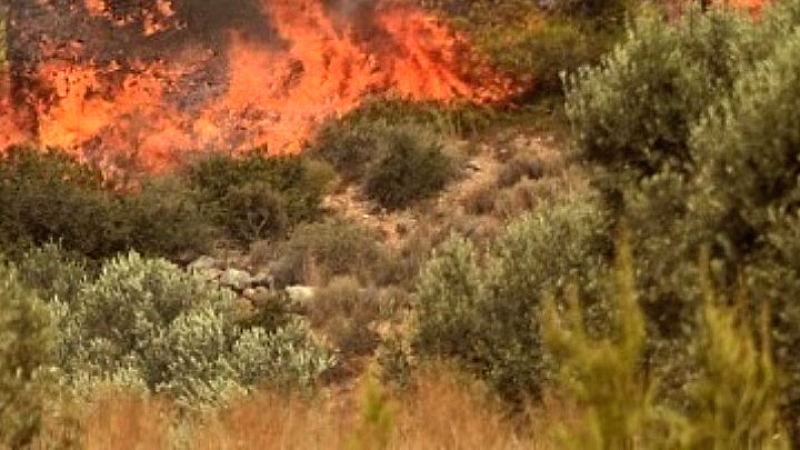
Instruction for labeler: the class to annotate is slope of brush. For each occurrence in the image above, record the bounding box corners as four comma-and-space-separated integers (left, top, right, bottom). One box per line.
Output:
2, 0, 800, 447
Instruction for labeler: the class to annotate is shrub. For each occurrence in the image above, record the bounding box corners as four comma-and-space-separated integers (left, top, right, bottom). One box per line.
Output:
231, 321, 335, 392
117, 176, 214, 258
413, 195, 612, 401
0, 146, 119, 258
221, 182, 288, 242
0, 147, 214, 260
687, 26, 800, 432
542, 236, 655, 448
363, 126, 454, 210
14, 242, 89, 304
310, 277, 382, 357
0, 263, 55, 448
433, 0, 629, 95
188, 151, 330, 241
542, 240, 790, 449
496, 154, 545, 188
564, 6, 753, 180
272, 218, 389, 286
310, 116, 392, 182
57, 252, 333, 405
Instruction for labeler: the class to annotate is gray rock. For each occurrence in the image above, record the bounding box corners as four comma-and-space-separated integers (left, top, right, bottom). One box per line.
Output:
188, 255, 219, 272
465, 160, 482, 172
285, 285, 316, 305
219, 268, 254, 291
243, 286, 273, 302
250, 271, 275, 289
198, 268, 224, 282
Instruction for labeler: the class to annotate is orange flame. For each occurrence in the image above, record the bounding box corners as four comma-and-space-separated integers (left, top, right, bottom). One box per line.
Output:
1, 0, 516, 172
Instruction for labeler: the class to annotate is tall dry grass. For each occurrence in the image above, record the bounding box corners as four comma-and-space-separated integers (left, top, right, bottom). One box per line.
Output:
48, 372, 569, 449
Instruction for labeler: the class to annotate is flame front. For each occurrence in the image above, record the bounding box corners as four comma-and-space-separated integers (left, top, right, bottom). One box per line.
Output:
0, 0, 515, 172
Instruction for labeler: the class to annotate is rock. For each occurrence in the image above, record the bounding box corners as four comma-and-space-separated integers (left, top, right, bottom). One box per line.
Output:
198, 268, 224, 282
285, 285, 316, 305
243, 286, 273, 303
465, 160, 482, 172
188, 255, 219, 272
219, 268, 254, 291
250, 271, 275, 289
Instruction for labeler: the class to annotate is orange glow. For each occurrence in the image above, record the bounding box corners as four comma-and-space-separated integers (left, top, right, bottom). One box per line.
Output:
0, 0, 516, 172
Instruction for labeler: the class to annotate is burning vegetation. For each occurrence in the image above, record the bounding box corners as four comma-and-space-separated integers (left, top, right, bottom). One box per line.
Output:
0, 0, 516, 172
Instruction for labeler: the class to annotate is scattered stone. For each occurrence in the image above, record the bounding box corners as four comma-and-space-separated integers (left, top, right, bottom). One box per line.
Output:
219, 268, 253, 291
198, 268, 224, 282
250, 271, 275, 289
465, 160, 482, 172
188, 255, 219, 272
245, 286, 274, 303
286, 285, 316, 305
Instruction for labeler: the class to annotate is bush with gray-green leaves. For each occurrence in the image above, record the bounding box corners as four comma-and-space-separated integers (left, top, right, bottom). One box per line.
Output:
48, 252, 334, 406
413, 195, 612, 402
565, 0, 800, 438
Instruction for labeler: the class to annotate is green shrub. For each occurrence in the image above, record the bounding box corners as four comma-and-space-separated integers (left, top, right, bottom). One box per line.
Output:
231, 321, 335, 391
0, 263, 55, 448
431, 0, 629, 95
363, 127, 454, 210
565, 6, 753, 179
14, 242, 89, 304
542, 236, 656, 449
311, 116, 393, 182
188, 151, 329, 241
57, 252, 333, 405
0, 146, 119, 258
413, 195, 612, 401
0, 147, 213, 260
118, 176, 214, 258
542, 240, 790, 449
221, 182, 288, 242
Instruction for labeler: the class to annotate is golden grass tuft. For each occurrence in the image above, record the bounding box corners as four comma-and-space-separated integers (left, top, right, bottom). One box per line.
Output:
50, 371, 572, 449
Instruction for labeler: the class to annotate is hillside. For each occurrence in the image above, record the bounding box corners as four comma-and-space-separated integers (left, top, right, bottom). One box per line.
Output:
1, 0, 799, 448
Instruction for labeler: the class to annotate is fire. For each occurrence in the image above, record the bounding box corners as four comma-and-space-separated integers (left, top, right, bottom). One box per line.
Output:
0, 0, 516, 172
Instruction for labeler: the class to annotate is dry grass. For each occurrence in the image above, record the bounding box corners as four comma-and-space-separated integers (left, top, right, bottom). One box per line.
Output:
44, 372, 571, 449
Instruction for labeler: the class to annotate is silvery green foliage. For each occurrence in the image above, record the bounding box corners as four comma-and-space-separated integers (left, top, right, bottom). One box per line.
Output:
689, 27, 800, 419
57, 252, 333, 406
0, 264, 55, 448
15, 242, 88, 304
414, 196, 612, 401
564, 5, 753, 178
231, 321, 336, 390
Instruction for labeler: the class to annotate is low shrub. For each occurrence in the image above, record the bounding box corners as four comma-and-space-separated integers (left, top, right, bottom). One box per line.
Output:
496, 154, 545, 188
221, 182, 288, 242
56, 252, 334, 405
363, 126, 454, 210
413, 195, 612, 401
0, 147, 214, 260
14, 242, 89, 304
0, 146, 119, 258
272, 218, 389, 286
188, 151, 331, 242
118, 176, 214, 258
310, 277, 382, 357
